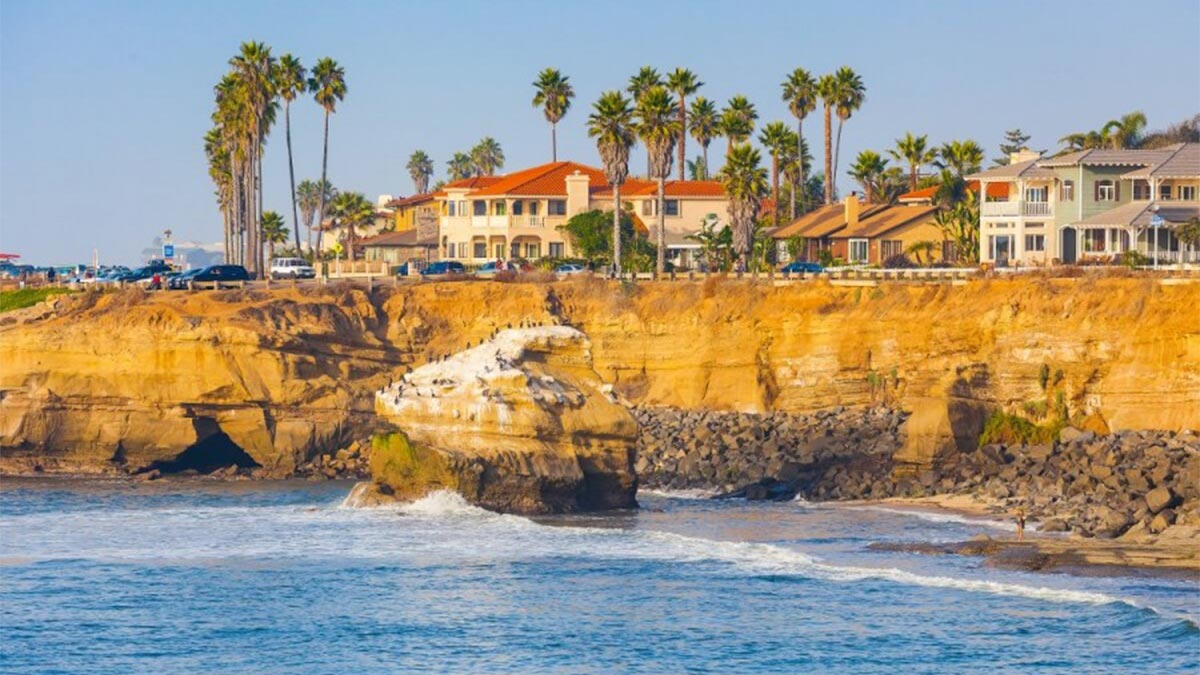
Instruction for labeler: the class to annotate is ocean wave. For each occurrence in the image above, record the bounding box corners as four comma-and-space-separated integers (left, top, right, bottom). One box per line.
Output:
855, 505, 1014, 531
636, 488, 717, 500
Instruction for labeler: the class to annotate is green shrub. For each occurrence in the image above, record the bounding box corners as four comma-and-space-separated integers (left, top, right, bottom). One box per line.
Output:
979, 411, 1063, 446
1038, 363, 1050, 390
0, 287, 74, 313
1022, 399, 1049, 418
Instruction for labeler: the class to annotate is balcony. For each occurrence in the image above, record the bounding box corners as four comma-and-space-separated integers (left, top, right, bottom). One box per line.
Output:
1022, 202, 1053, 217
981, 201, 1019, 217
510, 216, 545, 228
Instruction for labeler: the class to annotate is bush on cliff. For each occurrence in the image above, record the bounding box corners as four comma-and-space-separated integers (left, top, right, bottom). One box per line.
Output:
978, 411, 1063, 445
0, 287, 74, 313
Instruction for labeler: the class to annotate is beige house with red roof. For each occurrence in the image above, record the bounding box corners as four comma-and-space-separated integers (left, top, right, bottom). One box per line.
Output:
433, 161, 730, 263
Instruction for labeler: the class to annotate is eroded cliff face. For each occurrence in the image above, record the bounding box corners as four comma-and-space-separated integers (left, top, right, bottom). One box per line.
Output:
360, 326, 638, 513
1, 277, 1197, 475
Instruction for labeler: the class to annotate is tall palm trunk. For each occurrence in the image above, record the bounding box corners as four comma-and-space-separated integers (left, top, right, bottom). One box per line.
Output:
795, 119, 804, 218
656, 177, 666, 276
771, 154, 780, 227
677, 100, 687, 181
612, 186, 622, 278
823, 104, 833, 204
286, 101, 302, 251
551, 123, 557, 162
256, 136, 264, 276
833, 118, 845, 201
909, 164, 918, 192
702, 145, 709, 180
317, 110, 331, 258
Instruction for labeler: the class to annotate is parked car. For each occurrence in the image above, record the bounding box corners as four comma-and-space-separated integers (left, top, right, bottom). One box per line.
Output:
779, 261, 825, 274
474, 261, 500, 278
554, 263, 587, 278
185, 265, 250, 288
269, 257, 315, 279
420, 261, 469, 279
137, 270, 180, 290
168, 268, 204, 290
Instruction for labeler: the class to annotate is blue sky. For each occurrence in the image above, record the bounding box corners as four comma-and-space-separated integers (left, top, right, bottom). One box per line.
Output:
2, 0, 1198, 265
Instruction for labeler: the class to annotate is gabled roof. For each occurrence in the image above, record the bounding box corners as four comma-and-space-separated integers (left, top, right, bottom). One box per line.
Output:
468, 161, 611, 197
1120, 143, 1200, 180
841, 205, 940, 238
898, 180, 1009, 203
967, 158, 1056, 181
1037, 145, 1181, 168
358, 229, 433, 247
1074, 200, 1200, 228
772, 201, 888, 239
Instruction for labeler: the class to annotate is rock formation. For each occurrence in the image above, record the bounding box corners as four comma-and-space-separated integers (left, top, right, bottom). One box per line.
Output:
357, 326, 638, 513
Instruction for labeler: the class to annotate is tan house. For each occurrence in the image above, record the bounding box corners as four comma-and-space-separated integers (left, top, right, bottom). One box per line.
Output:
433, 161, 731, 263
358, 229, 438, 268
773, 195, 947, 265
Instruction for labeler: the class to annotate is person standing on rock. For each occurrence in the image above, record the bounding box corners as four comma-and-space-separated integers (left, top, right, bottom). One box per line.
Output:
1015, 507, 1027, 541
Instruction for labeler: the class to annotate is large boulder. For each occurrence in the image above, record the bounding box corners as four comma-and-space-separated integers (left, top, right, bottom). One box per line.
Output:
361, 326, 638, 514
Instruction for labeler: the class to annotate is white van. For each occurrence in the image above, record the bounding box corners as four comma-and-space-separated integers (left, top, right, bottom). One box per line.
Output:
270, 257, 316, 279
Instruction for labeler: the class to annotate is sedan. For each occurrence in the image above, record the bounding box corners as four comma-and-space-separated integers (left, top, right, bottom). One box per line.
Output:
779, 261, 825, 274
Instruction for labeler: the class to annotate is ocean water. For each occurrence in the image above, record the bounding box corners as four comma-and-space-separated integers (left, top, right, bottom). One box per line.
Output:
1, 479, 1196, 675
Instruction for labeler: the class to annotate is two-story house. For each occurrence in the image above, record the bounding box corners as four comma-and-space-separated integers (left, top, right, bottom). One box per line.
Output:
970, 143, 1198, 265
433, 161, 731, 264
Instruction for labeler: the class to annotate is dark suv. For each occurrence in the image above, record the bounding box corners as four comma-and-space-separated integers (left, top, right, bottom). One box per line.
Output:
186, 265, 250, 288
420, 261, 469, 279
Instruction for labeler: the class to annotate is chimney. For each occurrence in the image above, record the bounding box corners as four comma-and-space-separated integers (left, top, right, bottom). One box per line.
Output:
844, 192, 860, 227
564, 169, 590, 215
1010, 149, 1041, 164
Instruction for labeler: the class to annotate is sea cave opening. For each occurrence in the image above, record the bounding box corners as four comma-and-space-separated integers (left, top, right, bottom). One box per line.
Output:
149, 417, 261, 474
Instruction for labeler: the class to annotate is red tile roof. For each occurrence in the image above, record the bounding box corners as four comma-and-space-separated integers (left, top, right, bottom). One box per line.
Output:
898, 180, 1008, 202
386, 193, 435, 208
622, 180, 727, 198
431, 175, 505, 197
471, 161, 611, 197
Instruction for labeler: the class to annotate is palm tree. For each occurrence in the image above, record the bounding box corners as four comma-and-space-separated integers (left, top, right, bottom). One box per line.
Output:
230, 41, 277, 277
688, 97, 718, 176
720, 95, 758, 157
328, 191, 374, 260
1177, 216, 1200, 264
531, 68, 574, 161
261, 210, 289, 260
1102, 111, 1148, 149
447, 152, 474, 181
686, 156, 708, 181
627, 67, 663, 176
848, 150, 888, 203
471, 137, 504, 176
935, 140, 985, 176
907, 240, 936, 266
830, 67, 865, 201
407, 150, 434, 194
780, 131, 810, 220
274, 54, 306, 252
635, 86, 681, 275
308, 57, 347, 258
890, 132, 936, 192
296, 179, 331, 255
781, 67, 817, 217
758, 121, 792, 226
587, 91, 635, 277
719, 144, 768, 269
666, 68, 702, 181
817, 73, 838, 204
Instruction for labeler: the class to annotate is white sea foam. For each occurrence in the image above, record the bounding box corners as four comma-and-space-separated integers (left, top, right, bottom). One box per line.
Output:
397, 490, 496, 518
637, 488, 717, 500
857, 505, 1013, 531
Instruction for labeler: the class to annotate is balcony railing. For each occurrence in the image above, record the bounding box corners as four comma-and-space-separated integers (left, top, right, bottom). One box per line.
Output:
981, 201, 1019, 217
1022, 202, 1052, 217
510, 216, 545, 228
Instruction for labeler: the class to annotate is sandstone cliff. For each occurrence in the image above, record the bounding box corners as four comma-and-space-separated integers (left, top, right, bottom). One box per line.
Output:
358, 326, 637, 513
1, 277, 1197, 475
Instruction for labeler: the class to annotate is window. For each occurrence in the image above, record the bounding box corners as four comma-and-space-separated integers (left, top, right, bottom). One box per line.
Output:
525, 243, 541, 259
1096, 180, 1116, 201
880, 240, 904, 259
1160, 184, 1173, 201
549, 200, 567, 216
493, 243, 504, 259
1025, 221, 1044, 228
642, 200, 654, 216
665, 199, 680, 216
459, 200, 467, 215
447, 201, 456, 217
1025, 234, 1045, 252
447, 243, 456, 258
473, 242, 487, 258
493, 201, 506, 216
1132, 180, 1152, 200
549, 242, 564, 258
1025, 186, 1048, 202
513, 200, 523, 216
1179, 185, 1197, 201
1083, 229, 1107, 253
473, 201, 487, 216
849, 239, 869, 263
1060, 180, 1075, 201
529, 201, 539, 215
